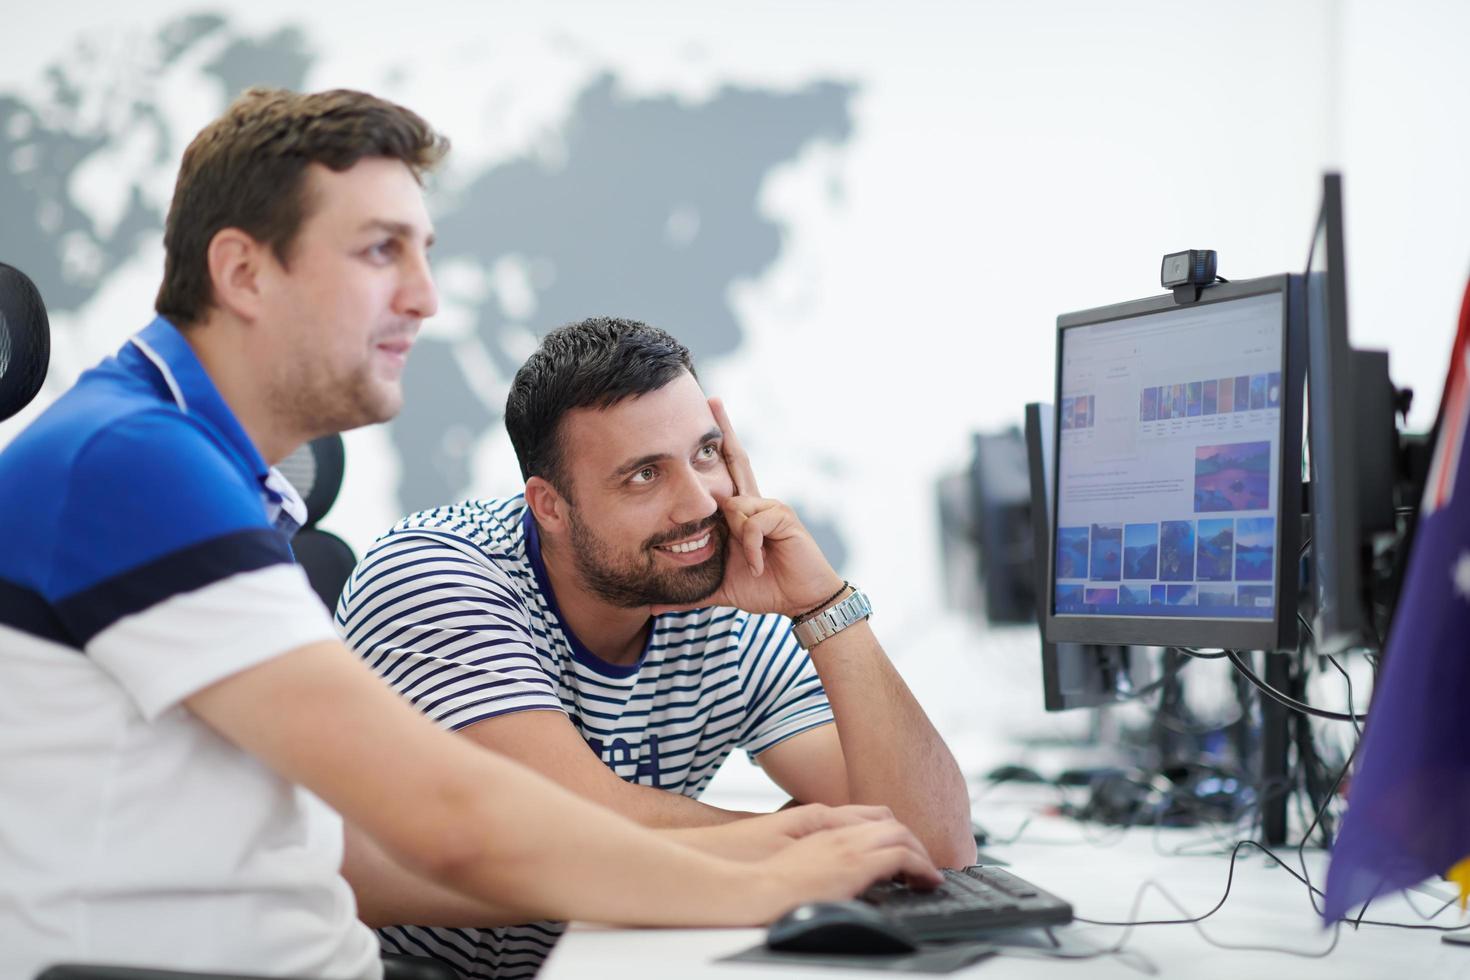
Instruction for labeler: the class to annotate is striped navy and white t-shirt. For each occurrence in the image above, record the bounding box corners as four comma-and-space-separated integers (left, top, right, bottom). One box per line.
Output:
336, 495, 834, 979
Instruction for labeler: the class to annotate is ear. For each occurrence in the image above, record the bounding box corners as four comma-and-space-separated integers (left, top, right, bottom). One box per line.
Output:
525, 476, 570, 534
205, 227, 269, 323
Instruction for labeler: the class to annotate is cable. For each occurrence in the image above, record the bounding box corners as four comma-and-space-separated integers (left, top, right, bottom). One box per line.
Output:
1119, 677, 1170, 701
1074, 840, 1345, 957
983, 815, 1035, 846
1294, 741, 1356, 911
1282, 703, 1463, 930
1224, 650, 1366, 723
1175, 647, 1229, 660
1076, 839, 1252, 927
1080, 837, 1470, 935
1403, 889, 1459, 923
1324, 654, 1362, 737
1000, 849, 1338, 970
1281, 757, 1470, 932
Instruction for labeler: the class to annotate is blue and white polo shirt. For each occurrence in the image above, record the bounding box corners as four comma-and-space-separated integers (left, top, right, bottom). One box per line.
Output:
336, 495, 835, 980
0, 317, 379, 979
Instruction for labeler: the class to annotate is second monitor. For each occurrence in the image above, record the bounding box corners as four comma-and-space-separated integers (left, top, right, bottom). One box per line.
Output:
1043, 276, 1305, 652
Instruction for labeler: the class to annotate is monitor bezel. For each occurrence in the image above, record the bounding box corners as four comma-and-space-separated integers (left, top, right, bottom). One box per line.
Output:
1042, 274, 1304, 652
1305, 173, 1372, 653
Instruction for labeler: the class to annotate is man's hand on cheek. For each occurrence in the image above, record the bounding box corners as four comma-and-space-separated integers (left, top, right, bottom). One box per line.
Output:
706, 495, 843, 618
700, 398, 842, 617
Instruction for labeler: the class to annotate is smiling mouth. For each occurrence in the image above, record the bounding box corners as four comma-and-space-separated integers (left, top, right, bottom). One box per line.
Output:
657, 532, 712, 555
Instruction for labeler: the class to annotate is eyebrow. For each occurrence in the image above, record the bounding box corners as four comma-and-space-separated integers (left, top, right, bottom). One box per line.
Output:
610, 427, 722, 479
358, 219, 436, 248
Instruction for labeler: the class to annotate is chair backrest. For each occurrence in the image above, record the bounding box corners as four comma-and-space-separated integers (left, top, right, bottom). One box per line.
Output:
277, 433, 357, 611
0, 262, 51, 423
291, 528, 359, 612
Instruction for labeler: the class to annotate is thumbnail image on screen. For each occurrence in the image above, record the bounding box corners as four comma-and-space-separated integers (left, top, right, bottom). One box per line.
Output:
1053, 290, 1283, 623
1195, 442, 1271, 512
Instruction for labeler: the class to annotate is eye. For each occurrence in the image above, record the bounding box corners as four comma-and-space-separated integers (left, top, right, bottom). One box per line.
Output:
696, 443, 720, 462
363, 239, 400, 263
629, 466, 658, 485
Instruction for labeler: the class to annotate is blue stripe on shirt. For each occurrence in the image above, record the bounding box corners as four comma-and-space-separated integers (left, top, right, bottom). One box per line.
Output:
57, 527, 293, 645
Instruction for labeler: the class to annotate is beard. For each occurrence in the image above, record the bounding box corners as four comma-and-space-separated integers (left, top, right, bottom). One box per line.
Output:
568, 509, 729, 608
271, 354, 402, 438
286, 371, 399, 431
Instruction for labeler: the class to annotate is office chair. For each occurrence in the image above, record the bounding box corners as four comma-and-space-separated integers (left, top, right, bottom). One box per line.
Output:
0, 262, 51, 423
277, 433, 359, 610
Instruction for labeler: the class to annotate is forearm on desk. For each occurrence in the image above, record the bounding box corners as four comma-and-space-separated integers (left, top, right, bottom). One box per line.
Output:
461, 710, 757, 829
808, 621, 976, 867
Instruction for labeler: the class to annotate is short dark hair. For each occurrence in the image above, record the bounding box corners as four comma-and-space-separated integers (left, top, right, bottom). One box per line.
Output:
506, 317, 696, 495
155, 86, 449, 326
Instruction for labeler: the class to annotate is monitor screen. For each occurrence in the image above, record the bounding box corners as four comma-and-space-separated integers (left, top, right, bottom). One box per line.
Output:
1044, 277, 1303, 651
1026, 401, 1138, 710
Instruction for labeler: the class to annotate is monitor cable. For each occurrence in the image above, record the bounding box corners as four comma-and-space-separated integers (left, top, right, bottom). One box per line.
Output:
1221, 650, 1365, 724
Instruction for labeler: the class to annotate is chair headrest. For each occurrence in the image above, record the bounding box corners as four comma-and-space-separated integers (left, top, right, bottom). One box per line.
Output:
276, 433, 346, 528
0, 263, 51, 424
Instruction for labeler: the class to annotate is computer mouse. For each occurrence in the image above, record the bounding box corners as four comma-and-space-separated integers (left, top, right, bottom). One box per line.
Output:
766, 901, 920, 956
1056, 765, 1125, 787
985, 763, 1047, 784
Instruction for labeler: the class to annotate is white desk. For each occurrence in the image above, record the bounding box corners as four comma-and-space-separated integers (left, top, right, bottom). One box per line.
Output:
542, 620, 1440, 978
544, 808, 1470, 979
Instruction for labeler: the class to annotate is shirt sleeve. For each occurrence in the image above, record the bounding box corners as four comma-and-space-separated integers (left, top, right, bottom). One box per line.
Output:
335, 530, 562, 730
47, 411, 336, 720
733, 613, 835, 758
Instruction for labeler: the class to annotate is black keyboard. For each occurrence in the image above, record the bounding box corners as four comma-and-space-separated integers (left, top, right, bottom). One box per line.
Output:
860, 865, 1073, 942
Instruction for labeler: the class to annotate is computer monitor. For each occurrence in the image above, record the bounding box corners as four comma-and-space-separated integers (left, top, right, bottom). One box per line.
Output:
1043, 277, 1305, 652
970, 428, 1037, 624
1025, 402, 1136, 710
934, 469, 984, 617
1305, 173, 1397, 653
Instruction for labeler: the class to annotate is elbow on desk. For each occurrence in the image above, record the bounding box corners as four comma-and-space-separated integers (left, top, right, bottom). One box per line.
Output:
929, 832, 979, 870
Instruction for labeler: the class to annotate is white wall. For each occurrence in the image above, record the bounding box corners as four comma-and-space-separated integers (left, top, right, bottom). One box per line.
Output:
2, 0, 1464, 638
1337, 0, 1470, 424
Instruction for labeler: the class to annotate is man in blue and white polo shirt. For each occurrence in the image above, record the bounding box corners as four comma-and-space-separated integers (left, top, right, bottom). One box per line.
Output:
0, 93, 939, 980
338, 317, 975, 978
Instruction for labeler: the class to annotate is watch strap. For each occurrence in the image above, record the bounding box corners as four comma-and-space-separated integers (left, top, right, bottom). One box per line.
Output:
792, 588, 872, 650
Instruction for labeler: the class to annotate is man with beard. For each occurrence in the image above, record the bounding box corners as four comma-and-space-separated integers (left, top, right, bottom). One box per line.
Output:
337, 316, 974, 978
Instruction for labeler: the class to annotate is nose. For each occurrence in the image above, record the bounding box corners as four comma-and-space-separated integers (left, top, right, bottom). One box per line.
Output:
395, 247, 439, 320
669, 461, 725, 526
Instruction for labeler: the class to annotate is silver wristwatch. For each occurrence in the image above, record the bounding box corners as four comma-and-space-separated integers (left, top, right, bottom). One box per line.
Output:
791, 588, 873, 650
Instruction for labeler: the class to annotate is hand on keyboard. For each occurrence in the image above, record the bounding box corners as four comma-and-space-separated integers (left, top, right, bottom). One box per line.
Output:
670, 803, 903, 861
756, 818, 942, 917
859, 866, 1073, 940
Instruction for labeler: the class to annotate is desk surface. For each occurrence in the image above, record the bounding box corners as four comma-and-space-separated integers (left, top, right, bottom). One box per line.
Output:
543, 810, 1470, 980
541, 621, 1429, 978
